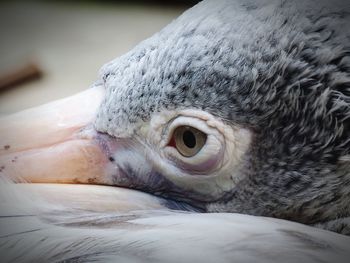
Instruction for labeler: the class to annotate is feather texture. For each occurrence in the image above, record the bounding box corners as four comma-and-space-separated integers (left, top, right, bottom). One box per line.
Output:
1, 180, 350, 263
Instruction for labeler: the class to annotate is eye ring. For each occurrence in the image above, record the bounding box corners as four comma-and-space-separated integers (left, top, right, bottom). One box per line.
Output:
169, 126, 207, 157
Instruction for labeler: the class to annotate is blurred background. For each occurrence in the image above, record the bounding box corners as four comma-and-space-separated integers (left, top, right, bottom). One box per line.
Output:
0, 0, 200, 114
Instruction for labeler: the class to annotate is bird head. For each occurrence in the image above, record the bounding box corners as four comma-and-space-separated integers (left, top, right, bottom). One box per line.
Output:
1, 0, 349, 225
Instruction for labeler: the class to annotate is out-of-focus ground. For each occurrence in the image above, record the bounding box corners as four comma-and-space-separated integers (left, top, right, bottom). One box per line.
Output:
0, 1, 192, 114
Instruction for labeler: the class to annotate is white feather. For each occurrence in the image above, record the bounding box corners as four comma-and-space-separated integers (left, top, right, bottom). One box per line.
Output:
1, 179, 349, 263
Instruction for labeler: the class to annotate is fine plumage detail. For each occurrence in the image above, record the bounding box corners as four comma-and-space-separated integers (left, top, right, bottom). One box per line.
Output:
0, 0, 350, 261
95, 0, 350, 232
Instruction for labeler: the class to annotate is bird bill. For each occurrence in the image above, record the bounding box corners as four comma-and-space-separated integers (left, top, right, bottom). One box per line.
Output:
0, 87, 118, 186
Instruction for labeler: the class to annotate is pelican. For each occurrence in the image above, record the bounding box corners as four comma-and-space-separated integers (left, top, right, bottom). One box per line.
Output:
0, 0, 350, 262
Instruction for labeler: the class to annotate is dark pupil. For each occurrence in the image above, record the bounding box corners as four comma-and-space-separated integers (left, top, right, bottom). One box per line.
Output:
183, 130, 196, 148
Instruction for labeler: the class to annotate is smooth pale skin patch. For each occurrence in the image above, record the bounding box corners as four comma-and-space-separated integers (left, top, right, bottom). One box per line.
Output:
140, 109, 252, 197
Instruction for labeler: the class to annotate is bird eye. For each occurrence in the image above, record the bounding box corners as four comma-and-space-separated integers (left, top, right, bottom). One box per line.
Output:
170, 126, 207, 157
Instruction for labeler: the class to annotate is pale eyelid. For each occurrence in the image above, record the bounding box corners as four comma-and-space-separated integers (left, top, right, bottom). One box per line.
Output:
170, 147, 224, 175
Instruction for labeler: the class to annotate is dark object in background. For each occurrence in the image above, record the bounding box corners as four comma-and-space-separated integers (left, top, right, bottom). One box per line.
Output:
54, 0, 201, 7
0, 62, 42, 91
